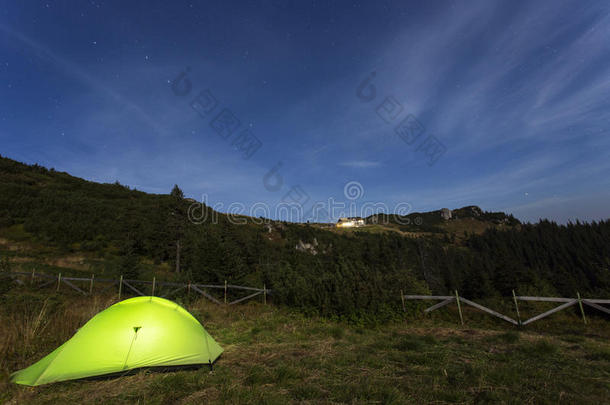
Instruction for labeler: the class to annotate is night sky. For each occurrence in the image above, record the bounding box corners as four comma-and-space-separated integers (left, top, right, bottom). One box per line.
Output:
1, 1, 609, 223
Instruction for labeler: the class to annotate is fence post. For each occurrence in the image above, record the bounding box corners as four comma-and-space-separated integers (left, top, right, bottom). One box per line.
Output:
400, 290, 406, 313
263, 284, 267, 305
576, 292, 587, 325
151, 277, 156, 298
224, 280, 227, 304
187, 281, 191, 297
512, 289, 522, 326
118, 275, 123, 300
455, 290, 464, 325
89, 274, 95, 295
56, 273, 62, 292
31, 269, 35, 285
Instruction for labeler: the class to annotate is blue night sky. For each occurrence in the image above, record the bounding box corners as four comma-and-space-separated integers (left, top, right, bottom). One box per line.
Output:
1, 1, 609, 223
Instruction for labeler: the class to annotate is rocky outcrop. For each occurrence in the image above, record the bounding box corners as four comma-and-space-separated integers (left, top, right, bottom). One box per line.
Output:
295, 238, 319, 255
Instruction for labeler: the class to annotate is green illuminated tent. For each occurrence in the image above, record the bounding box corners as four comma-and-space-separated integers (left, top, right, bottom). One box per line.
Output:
11, 296, 223, 386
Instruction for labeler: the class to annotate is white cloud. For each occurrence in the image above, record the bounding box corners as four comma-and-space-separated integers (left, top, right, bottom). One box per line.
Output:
339, 160, 381, 168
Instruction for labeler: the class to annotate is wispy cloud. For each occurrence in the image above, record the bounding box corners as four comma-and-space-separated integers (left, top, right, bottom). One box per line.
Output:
339, 160, 381, 168
0, 23, 169, 138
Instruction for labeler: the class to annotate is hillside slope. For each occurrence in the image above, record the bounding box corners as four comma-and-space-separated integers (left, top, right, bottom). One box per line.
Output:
1, 155, 609, 319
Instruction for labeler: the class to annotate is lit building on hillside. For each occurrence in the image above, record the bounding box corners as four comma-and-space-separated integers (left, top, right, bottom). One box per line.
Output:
336, 217, 365, 228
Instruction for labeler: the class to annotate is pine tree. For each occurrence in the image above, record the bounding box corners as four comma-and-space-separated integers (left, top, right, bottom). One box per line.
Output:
168, 185, 186, 273
119, 236, 140, 280
170, 184, 184, 199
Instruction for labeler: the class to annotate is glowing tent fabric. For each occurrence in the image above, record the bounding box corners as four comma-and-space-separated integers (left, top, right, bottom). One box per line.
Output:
11, 296, 223, 386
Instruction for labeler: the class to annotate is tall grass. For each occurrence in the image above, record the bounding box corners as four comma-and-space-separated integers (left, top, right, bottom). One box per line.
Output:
0, 293, 115, 374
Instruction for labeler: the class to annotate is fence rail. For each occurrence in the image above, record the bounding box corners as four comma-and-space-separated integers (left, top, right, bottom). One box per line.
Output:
8, 271, 270, 306
8, 271, 609, 322
402, 290, 609, 326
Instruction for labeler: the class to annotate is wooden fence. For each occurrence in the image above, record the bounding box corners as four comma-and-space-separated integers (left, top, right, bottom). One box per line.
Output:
401, 290, 610, 326
8, 271, 610, 321
8, 271, 269, 306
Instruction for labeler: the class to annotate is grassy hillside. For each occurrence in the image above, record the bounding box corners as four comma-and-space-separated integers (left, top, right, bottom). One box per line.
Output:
1, 292, 609, 404
366, 205, 520, 235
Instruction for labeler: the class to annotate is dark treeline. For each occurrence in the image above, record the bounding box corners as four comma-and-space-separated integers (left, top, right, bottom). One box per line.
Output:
423, 221, 610, 299
1, 156, 609, 320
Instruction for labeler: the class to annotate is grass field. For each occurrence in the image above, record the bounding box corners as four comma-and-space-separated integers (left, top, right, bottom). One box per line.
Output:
1, 290, 609, 404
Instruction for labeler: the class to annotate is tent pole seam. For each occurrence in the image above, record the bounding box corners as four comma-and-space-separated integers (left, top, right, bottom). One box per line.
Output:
122, 330, 139, 370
